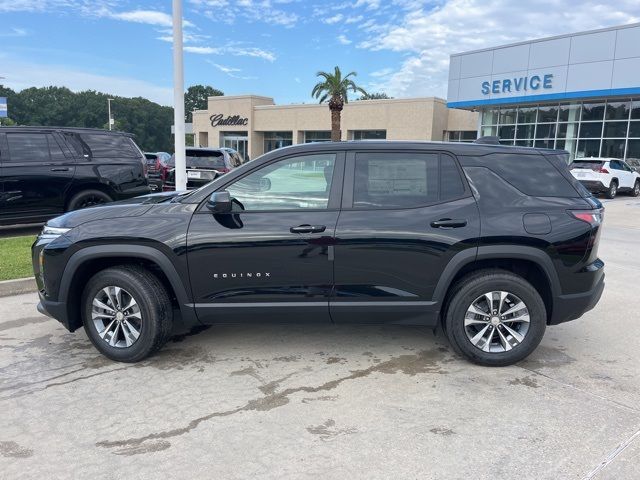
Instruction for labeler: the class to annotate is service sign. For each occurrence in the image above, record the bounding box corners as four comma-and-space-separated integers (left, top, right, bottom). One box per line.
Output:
0, 97, 7, 118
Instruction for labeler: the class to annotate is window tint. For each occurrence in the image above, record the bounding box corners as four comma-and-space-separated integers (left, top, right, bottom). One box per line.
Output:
440, 155, 465, 200
610, 160, 623, 170
475, 153, 578, 197
226, 154, 335, 211
6, 133, 50, 163
47, 134, 67, 162
80, 133, 138, 158
353, 153, 440, 208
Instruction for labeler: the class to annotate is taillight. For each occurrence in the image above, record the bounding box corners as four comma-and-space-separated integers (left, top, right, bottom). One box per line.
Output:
569, 209, 604, 226
598, 167, 609, 174
160, 164, 170, 181
218, 167, 230, 174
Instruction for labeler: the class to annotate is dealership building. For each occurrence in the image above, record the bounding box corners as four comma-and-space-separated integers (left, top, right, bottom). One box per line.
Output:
192, 95, 478, 160
447, 23, 640, 162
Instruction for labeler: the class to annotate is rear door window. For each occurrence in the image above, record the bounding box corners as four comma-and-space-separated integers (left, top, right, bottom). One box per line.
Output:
79, 133, 139, 158
6, 133, 50, 163
352, 152, 465, 209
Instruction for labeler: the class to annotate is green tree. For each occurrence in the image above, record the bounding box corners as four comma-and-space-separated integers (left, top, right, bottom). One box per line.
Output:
184, 85, 223, 123
311, 66, 367, 141
358, 92, 392, 100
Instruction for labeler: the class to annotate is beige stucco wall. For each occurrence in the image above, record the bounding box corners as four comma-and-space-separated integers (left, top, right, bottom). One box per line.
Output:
192, 95, 479, 159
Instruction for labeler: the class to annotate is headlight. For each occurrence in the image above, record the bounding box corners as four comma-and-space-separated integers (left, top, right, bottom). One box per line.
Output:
40, 226, 71, 240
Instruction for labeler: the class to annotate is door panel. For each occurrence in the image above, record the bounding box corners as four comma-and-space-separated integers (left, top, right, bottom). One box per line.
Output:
331, 150, 480, 325
2, 132, 76, 222
187, 152, 344, 324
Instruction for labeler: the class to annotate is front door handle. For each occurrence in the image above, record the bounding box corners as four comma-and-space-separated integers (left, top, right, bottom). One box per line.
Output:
290, 224, 326, 234
430, 218, 467, 228
50, 167, 70, 172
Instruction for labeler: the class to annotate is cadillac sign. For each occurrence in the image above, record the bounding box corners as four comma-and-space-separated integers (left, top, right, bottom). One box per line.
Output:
210, 113, 248, 127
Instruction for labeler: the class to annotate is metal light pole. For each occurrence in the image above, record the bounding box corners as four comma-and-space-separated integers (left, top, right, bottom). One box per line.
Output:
107, 98, 114, 130
172, 0, 187, 191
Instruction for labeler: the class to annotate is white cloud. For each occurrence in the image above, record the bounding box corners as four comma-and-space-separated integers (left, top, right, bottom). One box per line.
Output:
207, 60, 257, 80
0, 27, 28, 37
370, 67, 393, 78
3, 58, 173, 105
360, 0, 640, 99
184, 46, 220, 54
337, 34, 352, 45
227, 46, 276, 62
190, 0, 298, 27
324, 14, 344, 24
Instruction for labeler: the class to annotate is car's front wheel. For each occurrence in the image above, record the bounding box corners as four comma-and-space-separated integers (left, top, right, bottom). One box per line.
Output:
82, 266, 173, 362
444, 270, 547, 366
631, 180, 640, 197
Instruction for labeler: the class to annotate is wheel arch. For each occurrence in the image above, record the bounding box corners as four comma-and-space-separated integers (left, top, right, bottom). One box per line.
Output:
434, 246, 560, 324
59, 245, 198, 331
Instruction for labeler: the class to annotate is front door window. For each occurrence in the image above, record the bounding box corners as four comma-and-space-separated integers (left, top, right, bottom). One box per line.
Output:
226, 154, 335, 211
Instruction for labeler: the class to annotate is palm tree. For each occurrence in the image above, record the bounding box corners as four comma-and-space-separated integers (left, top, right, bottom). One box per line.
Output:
311, 66, 367, 141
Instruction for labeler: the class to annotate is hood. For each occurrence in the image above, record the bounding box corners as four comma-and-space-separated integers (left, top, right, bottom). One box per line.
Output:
47, 191, 184, 229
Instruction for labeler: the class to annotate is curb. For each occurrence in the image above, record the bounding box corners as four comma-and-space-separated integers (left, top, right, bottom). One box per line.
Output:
0, 277, 38, 298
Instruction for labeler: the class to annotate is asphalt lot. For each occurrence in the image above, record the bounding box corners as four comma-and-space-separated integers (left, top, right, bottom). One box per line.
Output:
1, 197, 639, 480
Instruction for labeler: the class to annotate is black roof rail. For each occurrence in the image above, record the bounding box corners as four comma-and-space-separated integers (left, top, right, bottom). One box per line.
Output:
473, 136, 500, 145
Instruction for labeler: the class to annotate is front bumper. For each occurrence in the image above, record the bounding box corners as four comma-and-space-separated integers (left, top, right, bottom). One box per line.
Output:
37, 291, 75, 331
549, 268, 605, 325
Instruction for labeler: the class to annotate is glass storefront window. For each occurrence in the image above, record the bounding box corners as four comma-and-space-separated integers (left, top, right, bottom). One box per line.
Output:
351, 130, 386, 140
628, 122, 640, 138
534, 139, 555, 149
601, 139, 626, 158
498, 125, 515, 139
516, 124, 536, 139
518, 107, 537, 123
499, 108, 517, 125
579, 122, 603, 138
481, 126, 497, 137
483, 109, 499, 125
538, 105, 558, 123
603, 122, 628, 138
304, 131, 332, 143
515, 139, 534, 147
263, 131, 293, 153
628, 139, 640, 160
632, 102, 640, 120
559, 103, 581, 122
581, 102, 606, 121
446, 131, 477, 142
606, 101, 631, 120
557, 122, 579, 139
535, 123, 556, 139
576, 139, 601, 158
556, 139, 577, 158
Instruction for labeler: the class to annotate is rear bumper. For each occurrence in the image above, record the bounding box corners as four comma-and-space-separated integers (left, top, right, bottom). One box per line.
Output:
578, 180, 608, 193
549, 267, 605, 325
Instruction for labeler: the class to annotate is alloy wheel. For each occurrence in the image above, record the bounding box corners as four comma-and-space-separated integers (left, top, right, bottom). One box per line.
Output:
463, 291, 530, 353
78, 195, 108, 209
91, 286, 142, 348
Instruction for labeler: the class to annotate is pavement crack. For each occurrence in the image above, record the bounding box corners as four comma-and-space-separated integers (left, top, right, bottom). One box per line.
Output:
96, 348, 447, 454
581, 426, 640, 479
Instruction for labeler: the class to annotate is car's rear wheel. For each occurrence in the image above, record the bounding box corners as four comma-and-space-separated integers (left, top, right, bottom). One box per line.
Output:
444, 270, 546, 366
67, 189, 113, 211
605, 181, 618, 199
631, 180, 640, 197
82, 266, 173, 362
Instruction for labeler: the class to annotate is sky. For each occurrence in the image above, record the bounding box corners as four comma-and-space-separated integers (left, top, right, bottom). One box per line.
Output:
1, 0, 639, 106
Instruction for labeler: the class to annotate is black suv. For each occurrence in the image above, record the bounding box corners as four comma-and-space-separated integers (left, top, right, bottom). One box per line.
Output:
0, 127, 150, 225
163, 147, 244, 191
32, 140, 605, 366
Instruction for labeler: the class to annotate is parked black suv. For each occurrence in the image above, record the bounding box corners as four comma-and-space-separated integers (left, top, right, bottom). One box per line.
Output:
32, 140, 605, 366
162, 147, 244, 191
0, 127, 150, 225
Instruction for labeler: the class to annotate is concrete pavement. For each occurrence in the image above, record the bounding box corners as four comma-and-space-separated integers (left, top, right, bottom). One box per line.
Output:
1, 197, 639, 479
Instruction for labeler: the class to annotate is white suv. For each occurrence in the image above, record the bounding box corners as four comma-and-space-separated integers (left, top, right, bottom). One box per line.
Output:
570, 158, 640, 199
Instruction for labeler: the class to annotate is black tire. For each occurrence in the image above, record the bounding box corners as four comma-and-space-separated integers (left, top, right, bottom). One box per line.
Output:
631, 180, 640, 197
605, 180, 618, 199
67, 189, 113, 211
82, 265, 173, 362
444, 269, 547, 367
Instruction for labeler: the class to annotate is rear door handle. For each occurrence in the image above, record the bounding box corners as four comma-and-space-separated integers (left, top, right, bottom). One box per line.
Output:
50, 167, 70, 172
290, 224, 326, 234
430, 218, 467, 228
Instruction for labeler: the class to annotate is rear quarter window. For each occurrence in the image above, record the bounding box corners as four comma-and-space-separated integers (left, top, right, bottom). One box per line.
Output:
80, 133, 140, 159
464, 152, 580, 197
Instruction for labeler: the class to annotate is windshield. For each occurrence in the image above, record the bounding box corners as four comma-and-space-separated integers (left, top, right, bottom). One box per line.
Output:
168, 150, 226, 168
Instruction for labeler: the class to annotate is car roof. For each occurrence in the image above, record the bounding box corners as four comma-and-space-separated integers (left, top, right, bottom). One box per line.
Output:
573, 157, 617, 162
258, 140, 567, 158
0, 126, 135, 137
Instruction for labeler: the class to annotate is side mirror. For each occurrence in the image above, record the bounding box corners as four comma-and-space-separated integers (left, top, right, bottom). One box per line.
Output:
206, 191, 232, 214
